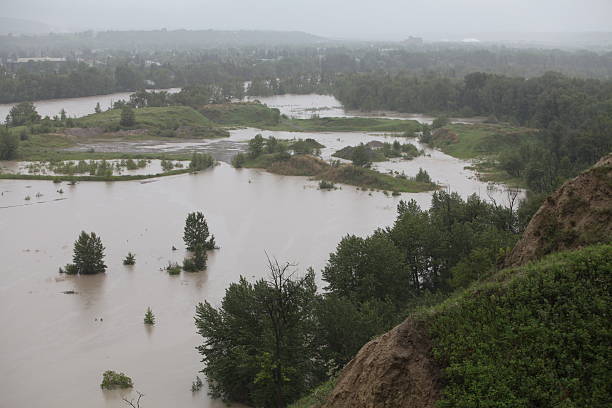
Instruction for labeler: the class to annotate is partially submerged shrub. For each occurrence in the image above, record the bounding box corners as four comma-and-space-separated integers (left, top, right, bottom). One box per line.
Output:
415, 168, 432, 184
191, 376, 203, 392
232, 152, 247, 168
59, 263, 78, 275
166, 262, 181, 275
123, 252, 136, 266
318, 180, 336, 190
144, 307, 155, 325
100, 370, 133, 389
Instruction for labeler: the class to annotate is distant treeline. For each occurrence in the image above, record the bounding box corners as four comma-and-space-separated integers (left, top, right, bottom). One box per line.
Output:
2, 41, 612, 103
333, 71, 612, 194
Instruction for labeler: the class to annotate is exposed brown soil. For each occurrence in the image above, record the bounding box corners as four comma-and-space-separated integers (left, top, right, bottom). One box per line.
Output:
505, 153, 612, 267
323, 318, 441, 408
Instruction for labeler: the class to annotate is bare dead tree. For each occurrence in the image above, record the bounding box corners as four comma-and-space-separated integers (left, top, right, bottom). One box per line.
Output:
122, 391, 144, 408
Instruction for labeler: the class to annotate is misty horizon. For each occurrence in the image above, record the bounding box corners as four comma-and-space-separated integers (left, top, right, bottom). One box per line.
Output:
2, 0, 612, 41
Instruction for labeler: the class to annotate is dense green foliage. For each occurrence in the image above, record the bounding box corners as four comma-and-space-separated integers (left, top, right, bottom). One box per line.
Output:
188, 152, 215, 171
195, 262, 321, 407
5, 102, 40, 126
100, 370, 133, 389
428, 244, 611, 408
67, 231, 107, 275
183, 211, 216, 251
194, 193, 522, 406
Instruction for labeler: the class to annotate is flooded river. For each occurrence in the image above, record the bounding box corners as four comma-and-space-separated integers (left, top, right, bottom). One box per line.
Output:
0, 94, 516, 408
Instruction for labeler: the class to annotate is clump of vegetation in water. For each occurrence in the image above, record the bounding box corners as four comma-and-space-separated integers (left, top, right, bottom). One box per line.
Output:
232, 152, 247, 168
183, 211, 216, 251
100, 370, 133, 389
143, 307, 155, 325
415, 168, 432, 183
123, 252, 136, 265
161, 159, 175, 172
166, 262, 181, 275
189, 152, 214, 172
318, 180, 336, 190
333, 141, 422, 165
183, 245, 208, 272
61, 231, 107, 275
191, 376, 203, 392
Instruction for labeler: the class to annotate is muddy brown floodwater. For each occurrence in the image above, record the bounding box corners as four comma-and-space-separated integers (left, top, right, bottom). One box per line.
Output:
1, 93, 518, 408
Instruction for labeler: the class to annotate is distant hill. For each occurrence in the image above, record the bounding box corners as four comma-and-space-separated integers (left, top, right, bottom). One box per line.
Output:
0, 17, 53, 35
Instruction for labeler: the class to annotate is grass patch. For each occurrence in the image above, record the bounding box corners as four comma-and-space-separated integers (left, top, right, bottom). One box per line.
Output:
240, 153, 438, 193
288, 378, 337, 408
77, 105, 219, 132
198, 102, 421, 133
431, 123, 536, 160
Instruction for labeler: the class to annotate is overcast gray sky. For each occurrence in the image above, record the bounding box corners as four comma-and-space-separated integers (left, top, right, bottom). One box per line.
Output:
3, 0, 612, 39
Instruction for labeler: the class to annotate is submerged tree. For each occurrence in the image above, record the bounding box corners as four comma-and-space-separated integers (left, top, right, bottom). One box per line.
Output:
71, 231, 107, 274
144, 307, 155, 325
123, 252, 136, 265
183, 211, 216, 251
195, 258, 320, 407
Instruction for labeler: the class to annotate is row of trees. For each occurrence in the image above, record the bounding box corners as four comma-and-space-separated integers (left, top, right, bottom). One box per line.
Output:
336, 71, 611, 194
60, 211, 216, 275
4, 41, 612, 104
195, 191, 520, 407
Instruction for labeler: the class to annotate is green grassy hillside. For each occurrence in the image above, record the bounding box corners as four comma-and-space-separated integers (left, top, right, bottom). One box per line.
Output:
427, 243, 611, 407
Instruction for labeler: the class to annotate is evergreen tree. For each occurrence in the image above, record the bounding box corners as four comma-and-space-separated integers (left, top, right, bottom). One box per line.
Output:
144, 307, 155, 325
123, 252, 136, 265
72, 231, 107, 274
183, 211, 216, 251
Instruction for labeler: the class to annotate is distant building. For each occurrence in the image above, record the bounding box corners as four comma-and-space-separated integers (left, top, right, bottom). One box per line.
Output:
15, 57, 66, 63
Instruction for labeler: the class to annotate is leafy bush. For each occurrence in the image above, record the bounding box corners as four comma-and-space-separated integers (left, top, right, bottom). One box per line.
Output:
429, 245, 612, 408
166, 262, 181, 275
100, 370, 133, 389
